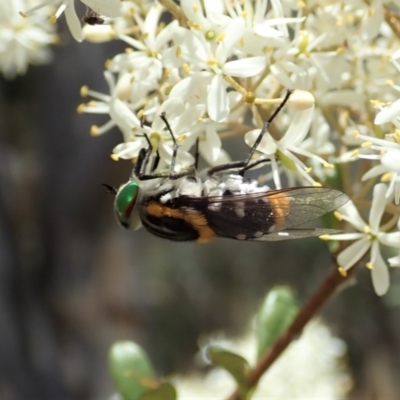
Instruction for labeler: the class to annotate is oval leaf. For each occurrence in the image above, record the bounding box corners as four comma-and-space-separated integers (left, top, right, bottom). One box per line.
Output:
206, 346, 250, 397
140, 382, 177, 400
256, 286, 298, 360
109, 341, 155, 400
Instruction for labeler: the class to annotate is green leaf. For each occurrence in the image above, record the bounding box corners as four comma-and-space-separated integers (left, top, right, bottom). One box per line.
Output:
256, 286, 298, 360
206, 346, 251, 398
140, 382, 177, 400
109, 341, 155, 400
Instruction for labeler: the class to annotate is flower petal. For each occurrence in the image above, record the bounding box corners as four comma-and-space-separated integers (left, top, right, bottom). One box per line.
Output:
388, 255, 400, 267
337, 238, 371, 270
223, 57, 267, 78
370, 241, 390, 296
207, 75, 229, 122
369, 183, 387, 233
336, 201, 366, 232
378, 231, 400, 248
244, 129, 277, 154
375, 98, 400, 125
64, 3, 83, 42
381, 150, 400, 173
82, 0, 122, 18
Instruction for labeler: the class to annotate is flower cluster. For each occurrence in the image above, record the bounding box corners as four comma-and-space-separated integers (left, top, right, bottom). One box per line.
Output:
0, 0, 56, 79
21, 0, 400, 295
172, 319, 352, 399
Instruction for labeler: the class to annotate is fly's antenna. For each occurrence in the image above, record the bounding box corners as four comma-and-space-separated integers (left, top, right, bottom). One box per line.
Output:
102, 184, 117, 194
245, 89, 293, 164
160, 112, 179, 177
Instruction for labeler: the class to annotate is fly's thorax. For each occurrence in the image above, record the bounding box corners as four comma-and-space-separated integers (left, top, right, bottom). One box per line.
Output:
202, 174, 271, 197
156, 176, 202, 205
114, 179, 143, 230
175, 175, 202, 197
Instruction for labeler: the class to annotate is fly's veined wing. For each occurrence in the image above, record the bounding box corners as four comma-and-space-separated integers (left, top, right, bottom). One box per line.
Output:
176, 187, 349, 240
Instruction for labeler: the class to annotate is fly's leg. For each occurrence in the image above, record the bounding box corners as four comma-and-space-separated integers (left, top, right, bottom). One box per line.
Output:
160, 112, 195, 180
207, 89, 293, 176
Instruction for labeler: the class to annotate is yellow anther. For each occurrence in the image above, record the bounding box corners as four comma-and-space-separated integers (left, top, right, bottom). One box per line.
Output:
353, 130, 360, 138
334, 211, 343, 221
80, 86, 89, 97
381, 172, 392, 182
365, 262, 373, 270
305, 167, 313, 174
298, 33, 309, 53
312, 181, 322, 187
386, 79, 394, 85
319, 234, 330, 241
175, 46, 182, 57
76, 104, 86, 114
177, 135, 187, 143
323, 163, 335, 169
361, 141, 372, 148
338, 267, 347, 277
111, 154, 119, 161
216, 33, 226, 43
90, 126, 99, 136
183, 63, 190, 75
49, 15, 57, 24
263, 46, 274, 53
363, 225, 371, 234
187, 20, 202, 30
350, 149, 359, 158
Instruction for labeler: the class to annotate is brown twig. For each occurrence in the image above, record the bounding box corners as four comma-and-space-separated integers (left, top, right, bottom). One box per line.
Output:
226, 264, 351, 400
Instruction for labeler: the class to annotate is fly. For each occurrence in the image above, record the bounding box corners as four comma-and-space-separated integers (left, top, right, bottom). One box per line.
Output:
108, 90, 349, 242
82, 7, 104, 25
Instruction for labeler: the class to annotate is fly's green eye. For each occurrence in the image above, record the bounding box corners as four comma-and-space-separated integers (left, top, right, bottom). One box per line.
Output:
115, 182, 140, 227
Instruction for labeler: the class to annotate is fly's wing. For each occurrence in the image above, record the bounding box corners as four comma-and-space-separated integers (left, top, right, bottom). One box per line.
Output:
252, 228, 342, 241
175, 187, 348, 241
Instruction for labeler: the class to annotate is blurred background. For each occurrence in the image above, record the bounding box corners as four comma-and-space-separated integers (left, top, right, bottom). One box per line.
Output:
1, 20, 400, 400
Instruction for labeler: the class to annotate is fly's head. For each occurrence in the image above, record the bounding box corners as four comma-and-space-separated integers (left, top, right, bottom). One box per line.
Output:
114, 180, 142, 230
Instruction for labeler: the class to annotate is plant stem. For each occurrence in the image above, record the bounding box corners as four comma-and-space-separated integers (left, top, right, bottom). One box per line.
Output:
226, 264, 350, 400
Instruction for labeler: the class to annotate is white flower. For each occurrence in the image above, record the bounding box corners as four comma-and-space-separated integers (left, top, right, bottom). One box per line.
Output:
21, 0, 121, 42
353, 131, 400, 205
113, 97, 206, 171
78, 71, 142, 140
165, 17, 266, 122
110, 4, 178, 85
0, 0, 56, 79
328, 183, 400, 296
172, 319, 352, 400
244, 100, 332, 188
